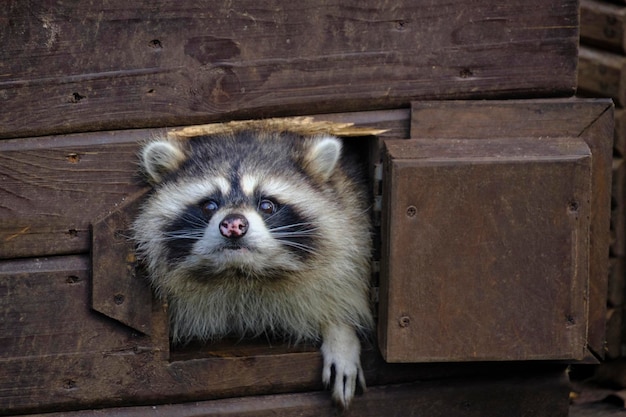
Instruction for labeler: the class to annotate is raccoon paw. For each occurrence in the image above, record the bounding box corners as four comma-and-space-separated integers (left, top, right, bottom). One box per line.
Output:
320, 323, 366, 409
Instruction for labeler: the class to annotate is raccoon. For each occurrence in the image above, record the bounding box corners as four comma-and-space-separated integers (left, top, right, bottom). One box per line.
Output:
132, 129, 374, 408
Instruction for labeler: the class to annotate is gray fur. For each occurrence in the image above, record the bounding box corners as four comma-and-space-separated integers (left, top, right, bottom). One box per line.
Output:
133, 130, 373, 408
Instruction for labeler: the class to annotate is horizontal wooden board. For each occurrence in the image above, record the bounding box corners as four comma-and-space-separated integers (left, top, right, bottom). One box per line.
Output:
0, 0, 578, 139
580, 0, 626, 53
578, 45, 626, 106
0, 109, 408, 260
21, 369, 570, 417
0, 253, 571, 414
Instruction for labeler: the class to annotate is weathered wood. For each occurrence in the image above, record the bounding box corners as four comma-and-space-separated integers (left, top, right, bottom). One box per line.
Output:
606, 307, 624, 359
380, 137, 592, 362
0, 253, 572, 414
609, 257, 625, 308
0, 109, 408, 260
409, 99, 614, 358
0, 0, 578, 139
578, 46, 626, 106
92, 188, 154, 335
612, 158, 625, 257
580, 0, 626, 53
615, 108, 626, 157
21, 368, 571, 417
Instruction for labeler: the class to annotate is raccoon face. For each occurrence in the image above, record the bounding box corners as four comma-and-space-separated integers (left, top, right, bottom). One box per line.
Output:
134, 131, 343, 283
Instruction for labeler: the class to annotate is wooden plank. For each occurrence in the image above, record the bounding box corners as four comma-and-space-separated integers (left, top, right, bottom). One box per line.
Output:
580, 0, 626, 53
0, 0, 578, 139
606, 307, 624, 359
609, 257, 625, 307
20, 368, 570, 417
615, 108, 626, 157
409, 98, 614, 359
380, 137, 592, 362
0, 109, 408, 260
612, 158, 625, 257
578, 46, 626, 106
0, 252, 572, 413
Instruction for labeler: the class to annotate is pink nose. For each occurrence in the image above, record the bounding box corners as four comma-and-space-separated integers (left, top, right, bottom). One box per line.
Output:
219, 214, 249, 238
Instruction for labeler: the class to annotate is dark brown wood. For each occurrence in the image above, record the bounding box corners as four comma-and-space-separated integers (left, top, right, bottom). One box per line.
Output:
0, 0, 578, 139
609, 257, 625, 307
380, 137, 592, 362
0, 130, 150, 259
409, 98, 614, 359
612, 158, 625, 257
21, 368, 571, 417
580, 0, 626, 53
578, 45, 626, 106
0, 110, 408, 260
0, 250, 570, 414
606, 307, 624, 359
91, 188, 155, 335
615, 108, 626, 157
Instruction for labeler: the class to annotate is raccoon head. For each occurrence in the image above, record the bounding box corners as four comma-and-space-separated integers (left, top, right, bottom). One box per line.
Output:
134, 131, 345, 288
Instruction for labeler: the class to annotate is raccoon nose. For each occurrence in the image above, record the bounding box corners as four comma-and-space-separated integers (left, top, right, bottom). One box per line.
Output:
219, 214, 249, 238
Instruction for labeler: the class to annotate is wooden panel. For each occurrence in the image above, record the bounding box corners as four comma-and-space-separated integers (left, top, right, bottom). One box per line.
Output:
380, 137, 591, 362
609, 257, 625, 307
612, 159, 625, 257
0, 109, 408, 260
578, 46, 626, 106
606, 307, 624, 359
92, 189, 154, 335
0, 0, 578, 139
0, 250, 569, 413
409, 98, 614, 359
0, 130, 148, 259
580, 0, 626, 53
615, 108, 626, 157
21, 368, 570, 417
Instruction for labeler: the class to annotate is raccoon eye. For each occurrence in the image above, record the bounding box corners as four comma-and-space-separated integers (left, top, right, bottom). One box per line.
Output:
200, 199, 220, 216
258, 199, 277, 215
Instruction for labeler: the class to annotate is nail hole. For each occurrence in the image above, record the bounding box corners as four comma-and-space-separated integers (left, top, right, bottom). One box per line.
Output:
148, 39, 163, 49
114, 294, 125, 305
66, 153, 80, 163
66, 275, 81, 284
459, 68, 473, 78
406, 206, 417, 217
69, 92, 86, 103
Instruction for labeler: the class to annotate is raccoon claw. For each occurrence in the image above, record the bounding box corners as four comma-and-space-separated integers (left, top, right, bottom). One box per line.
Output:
321, 324, 365, 409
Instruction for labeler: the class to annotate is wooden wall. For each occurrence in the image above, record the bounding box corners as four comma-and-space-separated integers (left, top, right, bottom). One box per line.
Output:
0, 1, 606, 416
579, 0, 626, 360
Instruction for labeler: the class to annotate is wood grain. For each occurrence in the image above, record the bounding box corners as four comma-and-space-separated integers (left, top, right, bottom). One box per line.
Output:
580, 0, 626, 53
0, 110, 408, 260
578, 46, 626, 106
20, 368, 570, 417
380, 137, 591, 362
408, 99, 614, 359
0, 0, 578, 139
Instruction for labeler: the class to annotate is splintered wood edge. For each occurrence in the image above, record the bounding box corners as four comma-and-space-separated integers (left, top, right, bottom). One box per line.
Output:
167, 117, 389, 139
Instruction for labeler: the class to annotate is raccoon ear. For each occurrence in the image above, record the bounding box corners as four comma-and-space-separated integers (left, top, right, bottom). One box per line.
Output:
140, 139, 186, 184
304, 135, 342, 181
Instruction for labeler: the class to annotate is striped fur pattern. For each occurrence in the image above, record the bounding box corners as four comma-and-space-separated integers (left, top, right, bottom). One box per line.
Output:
133, 129, 373, 407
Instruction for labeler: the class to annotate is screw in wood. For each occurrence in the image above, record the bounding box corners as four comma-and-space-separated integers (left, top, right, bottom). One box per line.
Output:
406, 206, 417, 217
398, 316, 411, 327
